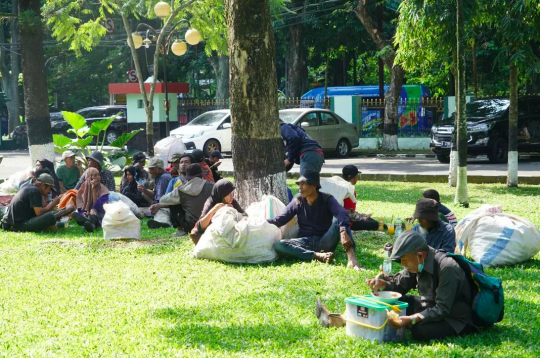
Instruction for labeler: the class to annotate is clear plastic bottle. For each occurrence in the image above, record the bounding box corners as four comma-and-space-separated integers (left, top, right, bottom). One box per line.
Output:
395, 217, 402, 238
383, 248, 392, 276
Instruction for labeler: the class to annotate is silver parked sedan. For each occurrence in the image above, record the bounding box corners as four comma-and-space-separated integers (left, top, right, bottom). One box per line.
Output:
279, 108, 359, 158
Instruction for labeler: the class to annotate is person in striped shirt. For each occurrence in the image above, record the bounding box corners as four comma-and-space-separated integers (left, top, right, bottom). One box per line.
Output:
422, 189, 458, 227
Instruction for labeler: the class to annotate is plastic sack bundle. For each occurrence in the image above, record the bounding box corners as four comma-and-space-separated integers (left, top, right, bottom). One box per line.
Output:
102, 201, 141, 240
0, 167, 33, 194
108, 192, 144, 219
320, 176, 355, 206
245, 194, 298, 240
154, 136, 186, 165
455, 204, 540, 267
193, 206, 281, 264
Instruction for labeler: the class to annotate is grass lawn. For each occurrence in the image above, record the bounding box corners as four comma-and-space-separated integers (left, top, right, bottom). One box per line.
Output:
1, 180, 539, 357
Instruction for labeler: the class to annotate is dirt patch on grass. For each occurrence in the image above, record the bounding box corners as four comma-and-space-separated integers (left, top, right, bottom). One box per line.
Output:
41, 240, 87, 248
105, 238, 173, 248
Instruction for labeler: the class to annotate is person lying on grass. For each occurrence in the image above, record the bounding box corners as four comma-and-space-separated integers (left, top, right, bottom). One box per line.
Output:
190, 179, 244, 244
316, 231, 478, 341
72, 168, 110, 233
1, 173, 74, 232
267, 170, 363, 270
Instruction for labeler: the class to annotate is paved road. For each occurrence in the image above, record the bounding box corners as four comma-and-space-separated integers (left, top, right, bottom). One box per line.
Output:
2, 150, 539, 180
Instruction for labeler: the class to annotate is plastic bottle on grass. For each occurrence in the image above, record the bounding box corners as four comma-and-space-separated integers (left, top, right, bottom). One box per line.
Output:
395, 217, 402, 239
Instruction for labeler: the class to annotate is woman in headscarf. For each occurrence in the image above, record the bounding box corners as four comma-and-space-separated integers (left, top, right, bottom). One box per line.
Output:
120, 166, 148, 207
72, 167, 110, 232
190, 179, 245, 244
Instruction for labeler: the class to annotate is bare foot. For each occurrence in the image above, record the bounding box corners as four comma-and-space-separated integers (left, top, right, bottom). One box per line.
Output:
347, 261, 365, 271
314, 252, 334, 264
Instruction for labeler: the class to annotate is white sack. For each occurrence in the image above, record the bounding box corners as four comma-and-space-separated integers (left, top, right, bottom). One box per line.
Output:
108, 192, 144, 219
0, 167, 33, 194
154, 136, 186, 164
193, 206, 281, 264
245, 194, 298, 240
456, 205, 540, 267
102, 201, 141, 240
320, 176, 355, 206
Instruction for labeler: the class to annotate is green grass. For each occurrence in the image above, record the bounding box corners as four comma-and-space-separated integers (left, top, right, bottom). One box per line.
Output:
1, 181, 539, 357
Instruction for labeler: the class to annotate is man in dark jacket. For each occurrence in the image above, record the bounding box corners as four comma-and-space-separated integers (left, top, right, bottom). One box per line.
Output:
267, 170, 362, 270
280, 122, 324, 175
316, 231, 478, 341
148, 164, 213, 237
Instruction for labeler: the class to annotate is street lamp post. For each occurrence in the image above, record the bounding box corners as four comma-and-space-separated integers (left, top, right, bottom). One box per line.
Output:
127, 1, 201, 137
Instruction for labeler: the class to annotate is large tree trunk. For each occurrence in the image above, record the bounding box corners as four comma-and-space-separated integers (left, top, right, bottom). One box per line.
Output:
19, 0, 54, 164
448, 49, 458, 187
354, 0, 401, 150
226, 0, 288, 207
0, 0, 21, 134
286, 23, 308, 97
507, 64, 518, 187
472, 39, 478, 99
209, 54, 230, 99
454, 0, 469, 207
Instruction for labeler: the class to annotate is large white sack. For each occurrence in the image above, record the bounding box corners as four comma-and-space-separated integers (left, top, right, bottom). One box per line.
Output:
0, 167, 33, 194
102, 201, 141, 240
245, 194, 298, 240
193, 206, 281, 264
154, 136, 186, 164
456, 205, 540, 267
320, 176, 355, 206
108, 192, 145, 219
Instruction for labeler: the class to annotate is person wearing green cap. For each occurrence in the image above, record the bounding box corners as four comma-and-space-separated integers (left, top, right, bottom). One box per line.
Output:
316, 231, 477, 341
1, 173, 74, 232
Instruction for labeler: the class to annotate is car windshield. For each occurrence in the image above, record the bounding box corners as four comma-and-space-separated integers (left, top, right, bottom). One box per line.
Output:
279, 111, 304, 124
466, 99, 509, 118
189, 112, 228, 126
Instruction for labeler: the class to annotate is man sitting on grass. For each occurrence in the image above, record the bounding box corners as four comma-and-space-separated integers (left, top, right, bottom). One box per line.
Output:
422, 189, 458, 227
267, 170, 363, 270
1, 173, 74, 232
412, 198, 456, 253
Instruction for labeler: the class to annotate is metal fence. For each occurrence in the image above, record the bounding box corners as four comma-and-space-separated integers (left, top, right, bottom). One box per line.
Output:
360, 97, 444, 137
177, 97, 330, 124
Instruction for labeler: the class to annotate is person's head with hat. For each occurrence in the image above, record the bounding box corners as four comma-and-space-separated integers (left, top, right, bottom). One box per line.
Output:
414, 198, 440, 231
86, 151, 104, 171
296, 170, 321, 200
191, 149, 206, 164
62, 150, 77, 169
185, 163, 203, 181
208, 150, 223, 166
168, 153, 183, 175
132, 152, 147, 171
34, 173, 57, 196
342, 165, 361, 185
147, 157, 165, 179
389, 231, 428, 273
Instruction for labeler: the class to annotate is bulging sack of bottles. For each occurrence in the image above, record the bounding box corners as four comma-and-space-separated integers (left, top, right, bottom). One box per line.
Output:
154, 136, 186, 165
102, 201, 141, 240
245, 194, 298, 240
193, 206, 281, 264
455, 205, 540, 267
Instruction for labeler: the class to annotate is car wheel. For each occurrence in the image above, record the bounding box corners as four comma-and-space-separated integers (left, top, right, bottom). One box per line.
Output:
204, 139, 221, 156
335, 139, 351, 158
106, 130, 120, 145
436, 154, 450, 163
487, 137, 508, 163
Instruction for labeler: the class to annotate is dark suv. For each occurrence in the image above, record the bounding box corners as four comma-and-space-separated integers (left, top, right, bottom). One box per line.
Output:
430, 97, 540, 163
51, 105, 127, 144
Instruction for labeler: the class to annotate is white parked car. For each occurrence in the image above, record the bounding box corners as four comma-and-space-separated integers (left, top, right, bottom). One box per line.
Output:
170, 110, 231, 154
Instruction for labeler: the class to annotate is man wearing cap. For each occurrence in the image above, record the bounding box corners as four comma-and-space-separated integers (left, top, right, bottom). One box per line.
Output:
148, 163, 214, 236
56, 151, 83, 193
166, 153, 182, 178
75, 151, 116, 192
192, 149, 215, 183
141, 158, 173, 218
280, 122, 324, 175
1, 174, 74, 232
166, 154, 195, 194
316, 231, 477, 341
412, 198, 456, 253
206, 150, 223, 182
267, 170, 363, 270
341, 165, 378, 231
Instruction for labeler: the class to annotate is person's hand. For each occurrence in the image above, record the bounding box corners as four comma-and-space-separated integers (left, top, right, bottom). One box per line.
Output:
284, 159, 292, 167
388, 315, 412, 329
77, 160, 83, 169
149, 204, 161, 215
365, 278, 387, 293
366, 213, 372, 219
384, 242, 393, 253
51, 196, 61, 206
137, 184, 145, 192
90, 209, 98, 216
211, 161, 222, 168
340, 230, 353, 250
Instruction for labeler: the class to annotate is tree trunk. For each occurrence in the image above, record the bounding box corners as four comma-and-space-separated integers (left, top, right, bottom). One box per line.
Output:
19, 0, 54, 164
209, 54, 230, 99
454, 0, 469, 207
324, 50, 329, 106
354, 0, 400, 150
225, 0, 288, 207
507, 64, 518, 187
286, 23, 308, 97
448, 49, 458, 186
472, 39, 478, 99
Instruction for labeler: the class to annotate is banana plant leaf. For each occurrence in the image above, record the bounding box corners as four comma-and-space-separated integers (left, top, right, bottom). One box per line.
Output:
61, 111, 87, 131
109, 129, 142, 148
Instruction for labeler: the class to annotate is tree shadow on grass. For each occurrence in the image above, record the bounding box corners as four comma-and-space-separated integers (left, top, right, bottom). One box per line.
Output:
477, 185, 540, 198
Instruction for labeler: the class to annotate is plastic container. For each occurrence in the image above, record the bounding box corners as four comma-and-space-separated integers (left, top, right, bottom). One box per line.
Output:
344, 296, 408, 343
